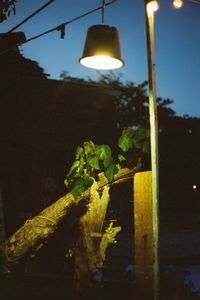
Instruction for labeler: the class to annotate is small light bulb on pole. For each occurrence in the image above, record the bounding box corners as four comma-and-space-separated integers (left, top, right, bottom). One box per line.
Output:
173, 0, 184, 9
147, 0, 159, 16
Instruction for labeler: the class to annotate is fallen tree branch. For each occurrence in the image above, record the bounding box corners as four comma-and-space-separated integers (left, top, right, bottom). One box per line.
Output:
5, 166, 139, 267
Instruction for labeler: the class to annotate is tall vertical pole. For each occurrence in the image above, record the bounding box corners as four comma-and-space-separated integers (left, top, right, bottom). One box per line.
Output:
0, 182, 6, 270
144, 1, 159, 299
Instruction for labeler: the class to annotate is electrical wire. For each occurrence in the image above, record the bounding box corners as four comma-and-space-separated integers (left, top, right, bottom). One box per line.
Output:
102, 0, 106, 23
8, 0, 55, 33
190, 0, 200, 4
24, 0, 117, 44
0, 0, 118, 55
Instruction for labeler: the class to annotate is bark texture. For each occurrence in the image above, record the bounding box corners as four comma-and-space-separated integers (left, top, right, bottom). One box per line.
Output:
73, 182, 121, 294
5, 167, 138, 267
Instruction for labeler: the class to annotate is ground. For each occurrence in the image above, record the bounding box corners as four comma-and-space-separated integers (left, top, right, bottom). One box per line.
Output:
1, 211, 200, 299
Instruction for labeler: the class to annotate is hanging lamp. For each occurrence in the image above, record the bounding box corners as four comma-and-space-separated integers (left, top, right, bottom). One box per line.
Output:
79, 1, 124, 70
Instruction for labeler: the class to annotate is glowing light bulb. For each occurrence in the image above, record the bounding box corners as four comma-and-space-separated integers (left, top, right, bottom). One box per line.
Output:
80, 55, 123, 70
173, 0, 184, 9
147, 1, 159, 17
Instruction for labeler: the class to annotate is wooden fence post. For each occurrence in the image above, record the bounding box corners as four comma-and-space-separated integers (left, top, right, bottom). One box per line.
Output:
134, 171, 154, 299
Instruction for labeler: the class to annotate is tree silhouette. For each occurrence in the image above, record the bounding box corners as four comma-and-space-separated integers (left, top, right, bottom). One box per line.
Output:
0, 34, 47, 79
0, 0, 16, 23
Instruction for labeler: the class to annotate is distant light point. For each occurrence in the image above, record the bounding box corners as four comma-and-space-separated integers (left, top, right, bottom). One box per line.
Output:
173, 0, 184, 9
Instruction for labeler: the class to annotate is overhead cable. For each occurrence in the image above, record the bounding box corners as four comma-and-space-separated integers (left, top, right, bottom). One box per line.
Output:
8, 0, 55, 33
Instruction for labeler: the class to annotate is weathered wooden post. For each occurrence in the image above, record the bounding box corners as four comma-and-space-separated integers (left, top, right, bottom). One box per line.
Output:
73, 181, 121, 297
134, 171, 154, 299
0, 183, 6, 255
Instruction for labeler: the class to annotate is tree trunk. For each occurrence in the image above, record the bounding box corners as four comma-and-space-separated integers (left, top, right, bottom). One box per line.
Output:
5, 166, 138, 268
73, 182, 121, 295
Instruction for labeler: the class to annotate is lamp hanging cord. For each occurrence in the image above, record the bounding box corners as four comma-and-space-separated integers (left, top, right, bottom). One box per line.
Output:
0, 0, 118, 55
102, 0, 106, 23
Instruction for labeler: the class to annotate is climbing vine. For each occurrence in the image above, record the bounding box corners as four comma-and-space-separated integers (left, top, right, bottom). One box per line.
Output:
64, 127, 150, 199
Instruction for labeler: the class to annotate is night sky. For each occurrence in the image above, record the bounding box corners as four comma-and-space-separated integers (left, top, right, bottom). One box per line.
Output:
1, 0, 200, 117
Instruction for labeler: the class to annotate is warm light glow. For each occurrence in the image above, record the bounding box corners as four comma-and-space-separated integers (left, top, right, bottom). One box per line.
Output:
80, 55, 124, 70
193, 184, 197, 190
147, 1, 159, 17
173, 0, 184, 9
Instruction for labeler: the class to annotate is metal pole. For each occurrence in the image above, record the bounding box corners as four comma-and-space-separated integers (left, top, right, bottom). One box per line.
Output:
144, 1, 159, 299
0, 182, 6, 265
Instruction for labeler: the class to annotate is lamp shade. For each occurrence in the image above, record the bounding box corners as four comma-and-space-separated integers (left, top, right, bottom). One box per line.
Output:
79, 24, 124, 70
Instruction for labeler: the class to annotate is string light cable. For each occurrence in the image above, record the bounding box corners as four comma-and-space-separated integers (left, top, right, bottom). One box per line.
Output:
0, 0, 118, 55
190, 0, 200, 4
8, 0, 55, 33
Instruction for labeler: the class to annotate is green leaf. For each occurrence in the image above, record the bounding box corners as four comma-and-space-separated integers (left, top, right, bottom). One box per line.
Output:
88, 156, 100, 170
67, 160, 80, 176
75, 146, 83, 160
105, 163, 118, 182
95, 145, 113, 168
95, 145, 111, 159
84, 141, 95, 156
71, 182, 85, 199
118, 128, 134, 152
64, 178, 70, 188
71, 175, 93, 199
118, 153, 126, 163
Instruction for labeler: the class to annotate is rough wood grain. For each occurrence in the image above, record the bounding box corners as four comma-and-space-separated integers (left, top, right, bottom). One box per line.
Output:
5, 166, 139, 267
134, 171, 153, 300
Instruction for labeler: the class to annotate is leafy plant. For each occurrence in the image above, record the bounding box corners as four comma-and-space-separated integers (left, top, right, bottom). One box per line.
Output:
64, 128, 150, 199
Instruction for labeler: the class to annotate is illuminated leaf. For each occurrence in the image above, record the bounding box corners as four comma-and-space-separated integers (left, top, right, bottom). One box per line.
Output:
67, 160, 80, 176
118, 153, 126, 162
88, 156, 100, 170
64, 178, 69, 188
71, 175, 93, 199
95, 145, 112, 168
75, 146, 83, 160
105, 163, 118, 182
84, 141, 95, 156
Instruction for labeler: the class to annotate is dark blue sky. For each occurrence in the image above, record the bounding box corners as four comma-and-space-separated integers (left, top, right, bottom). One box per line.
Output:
1, 0, 200, 117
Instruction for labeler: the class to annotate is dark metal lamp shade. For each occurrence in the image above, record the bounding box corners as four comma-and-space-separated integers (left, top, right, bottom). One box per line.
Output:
80, 25, 124, 70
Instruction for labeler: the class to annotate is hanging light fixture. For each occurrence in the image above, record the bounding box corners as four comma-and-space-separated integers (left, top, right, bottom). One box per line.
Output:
80, 24, 124, 70
79, 0, 124, 70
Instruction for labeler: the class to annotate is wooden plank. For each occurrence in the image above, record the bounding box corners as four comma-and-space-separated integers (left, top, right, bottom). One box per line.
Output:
134, 171, 154, 300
